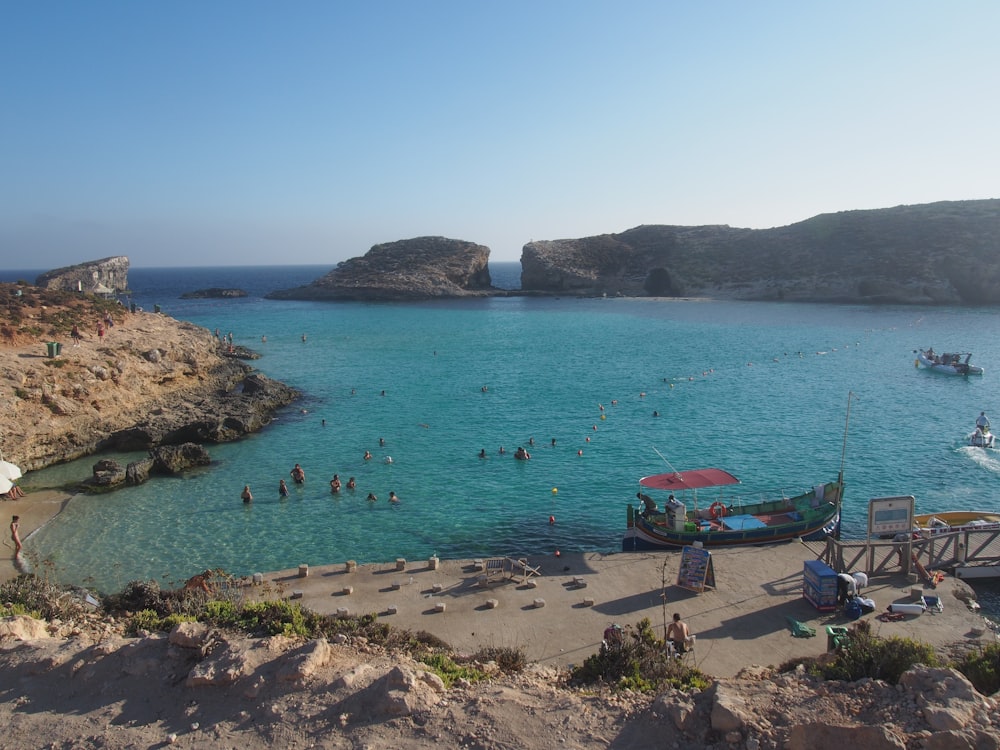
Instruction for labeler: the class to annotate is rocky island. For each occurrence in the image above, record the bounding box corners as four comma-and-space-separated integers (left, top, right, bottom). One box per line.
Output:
266, 236, 497, 301
180, 287, 249, 299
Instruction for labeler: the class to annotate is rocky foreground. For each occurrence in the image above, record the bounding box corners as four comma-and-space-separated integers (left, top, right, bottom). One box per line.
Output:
0, 613, 996, 750
0, 283, 297, 471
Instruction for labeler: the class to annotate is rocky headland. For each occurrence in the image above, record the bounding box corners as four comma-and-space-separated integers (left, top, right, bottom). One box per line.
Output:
34, 255, 130, 296
519, 199, 1000, 303
267, 236, 497, 301
0, 283, 298, 472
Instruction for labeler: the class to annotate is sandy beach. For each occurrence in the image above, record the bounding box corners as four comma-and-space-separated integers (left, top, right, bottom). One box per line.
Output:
0, 490, 72, 581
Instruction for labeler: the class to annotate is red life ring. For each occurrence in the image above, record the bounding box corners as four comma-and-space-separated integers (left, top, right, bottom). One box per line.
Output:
710, 502, 727, 519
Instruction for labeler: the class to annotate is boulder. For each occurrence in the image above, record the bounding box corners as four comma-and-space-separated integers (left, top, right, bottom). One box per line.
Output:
36, 256, 129, 296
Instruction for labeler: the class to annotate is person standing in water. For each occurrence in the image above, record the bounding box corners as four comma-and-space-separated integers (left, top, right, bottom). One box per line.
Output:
10, 515, 21, 554
241, 486, 253, 503
278, 479, 289, 497
290, 464, 306, 484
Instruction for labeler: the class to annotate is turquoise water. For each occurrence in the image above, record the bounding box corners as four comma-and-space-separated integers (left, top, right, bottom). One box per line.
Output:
15, 266, 1000, 593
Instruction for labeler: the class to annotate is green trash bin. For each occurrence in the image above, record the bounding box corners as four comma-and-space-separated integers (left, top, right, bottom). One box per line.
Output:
46, 342, 58, 358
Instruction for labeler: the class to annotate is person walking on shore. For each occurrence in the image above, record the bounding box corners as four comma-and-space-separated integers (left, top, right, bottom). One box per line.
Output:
10, 515, 21, 555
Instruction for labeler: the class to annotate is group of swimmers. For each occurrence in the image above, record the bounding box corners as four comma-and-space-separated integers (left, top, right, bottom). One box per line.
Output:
241, 462, 400, 505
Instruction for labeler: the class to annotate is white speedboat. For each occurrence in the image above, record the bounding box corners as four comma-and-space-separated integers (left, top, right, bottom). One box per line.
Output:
916, 349, 984, 375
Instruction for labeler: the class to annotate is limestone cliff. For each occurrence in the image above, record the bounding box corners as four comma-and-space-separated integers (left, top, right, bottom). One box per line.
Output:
520, 199, 1000, 304
268, 237, 494, 301
0, 283, 298, 471
36, 256, 130, 296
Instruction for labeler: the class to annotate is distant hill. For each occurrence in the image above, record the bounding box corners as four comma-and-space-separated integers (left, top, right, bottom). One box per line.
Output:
521, 199, 1000, 304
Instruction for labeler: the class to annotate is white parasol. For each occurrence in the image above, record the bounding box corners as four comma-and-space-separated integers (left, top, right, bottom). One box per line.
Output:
0, 475, 11, 495
0, 460, 22, 482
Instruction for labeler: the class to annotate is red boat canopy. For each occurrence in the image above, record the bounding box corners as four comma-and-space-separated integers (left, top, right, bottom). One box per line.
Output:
639, 469, 741, 491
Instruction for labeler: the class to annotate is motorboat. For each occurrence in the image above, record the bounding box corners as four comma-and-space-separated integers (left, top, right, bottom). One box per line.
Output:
916, 349, 984, 375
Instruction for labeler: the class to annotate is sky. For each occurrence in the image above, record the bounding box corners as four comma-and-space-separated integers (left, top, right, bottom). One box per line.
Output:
2, 1, 998, 269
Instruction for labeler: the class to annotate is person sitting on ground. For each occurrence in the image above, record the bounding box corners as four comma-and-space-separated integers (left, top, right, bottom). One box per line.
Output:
666, 612, 691, 654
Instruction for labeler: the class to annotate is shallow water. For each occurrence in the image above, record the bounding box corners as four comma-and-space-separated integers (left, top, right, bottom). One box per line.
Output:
12, 266, 1000, 596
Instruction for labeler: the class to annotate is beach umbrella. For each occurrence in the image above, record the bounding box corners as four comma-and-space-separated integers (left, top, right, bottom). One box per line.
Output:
0, 460, 22, 481
0, 475, 11, 495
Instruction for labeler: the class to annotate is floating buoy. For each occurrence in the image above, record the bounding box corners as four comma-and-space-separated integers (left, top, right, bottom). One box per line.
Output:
549, 515, 555, 525
551, 487, 558, 494
592, 425, 597, 431
578, 449, 583, 456
670, 383, 674, 388
600, 414, 606, 420
555, 549, 561, 557
586, 437, 590, 442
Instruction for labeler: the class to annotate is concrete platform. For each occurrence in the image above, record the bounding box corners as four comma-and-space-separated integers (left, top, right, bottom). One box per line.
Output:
255, 541, 992, 677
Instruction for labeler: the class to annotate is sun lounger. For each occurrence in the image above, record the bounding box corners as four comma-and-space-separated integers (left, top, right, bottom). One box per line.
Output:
507, 557, 541, 584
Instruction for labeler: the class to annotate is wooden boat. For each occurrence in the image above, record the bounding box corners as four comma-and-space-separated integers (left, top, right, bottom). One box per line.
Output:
916, 349, 984, 375
912, 511, 1000, 534
622, 468, 843, 550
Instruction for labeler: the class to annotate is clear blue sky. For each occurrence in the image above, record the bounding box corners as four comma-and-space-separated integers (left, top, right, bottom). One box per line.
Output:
3, 1, 998, 269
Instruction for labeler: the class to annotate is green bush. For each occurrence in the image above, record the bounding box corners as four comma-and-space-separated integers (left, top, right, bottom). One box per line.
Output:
817, 622, 938, 684
238, 600, 312, 637
419, 653, 487, 688
0, 574, 84, 621
569, 618, 710, 693
126, 609, 164, 635
953, 642, 1000, 695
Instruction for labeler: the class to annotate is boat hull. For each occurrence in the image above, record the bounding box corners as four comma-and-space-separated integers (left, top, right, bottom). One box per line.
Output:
916, 351, 984, 375
622, 514, 839, 550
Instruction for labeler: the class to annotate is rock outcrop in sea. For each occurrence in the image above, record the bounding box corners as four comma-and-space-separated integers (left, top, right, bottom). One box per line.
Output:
35, 256, 130, 296
520, 199, 1000, 304
267, 236, 495, 301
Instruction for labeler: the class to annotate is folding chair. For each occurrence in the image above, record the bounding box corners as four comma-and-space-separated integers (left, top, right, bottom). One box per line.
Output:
508, 557, 541, 584
479, 557, 508, 586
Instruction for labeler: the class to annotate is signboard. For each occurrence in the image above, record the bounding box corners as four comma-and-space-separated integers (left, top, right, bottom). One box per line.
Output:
676, 545, 715, 592
868, 495, 915, 538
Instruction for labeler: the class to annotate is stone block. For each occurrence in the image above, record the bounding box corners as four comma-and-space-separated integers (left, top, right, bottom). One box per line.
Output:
342, 586, 354, 595
428, 556, 440, 570
432, 583, 444, 593
290, 590, 303, 600
533, 598, 545, 608
298, 564, 309, 578
395, 558, 406, 571
582, 597, 595, 607
345, 560, 357, 573
434, 602, 446, 613
386, 604, 398, 615
336, 607, 350, 618
252, 572, 264, 585
486, 598, 499, 609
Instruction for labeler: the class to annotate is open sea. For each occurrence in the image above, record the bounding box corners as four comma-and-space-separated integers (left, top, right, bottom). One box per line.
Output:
6, 263, 1000, 602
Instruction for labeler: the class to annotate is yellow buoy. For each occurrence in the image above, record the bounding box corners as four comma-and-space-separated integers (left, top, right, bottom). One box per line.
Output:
551, 487, 558, 494
600, 414, 606, 420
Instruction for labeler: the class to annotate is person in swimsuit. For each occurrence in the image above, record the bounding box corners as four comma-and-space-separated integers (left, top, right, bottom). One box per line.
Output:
330, 474, 342, 493
290, 464, 306, 484
278, 479, 289, 497
346, 477, 356, 490
241, 485, 253, 503
10, 515, 21, 554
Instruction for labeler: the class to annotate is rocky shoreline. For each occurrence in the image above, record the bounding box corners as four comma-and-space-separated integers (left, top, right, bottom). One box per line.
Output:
1, 284, 298, 473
